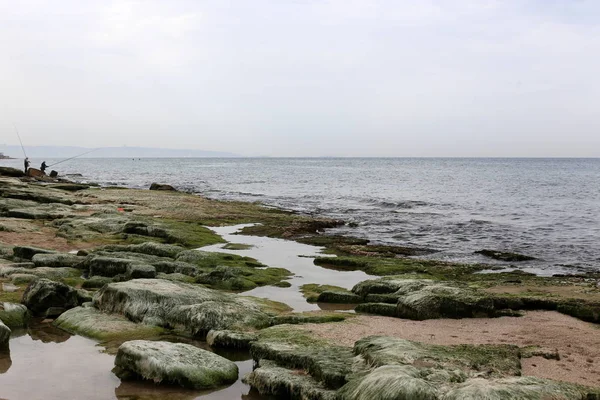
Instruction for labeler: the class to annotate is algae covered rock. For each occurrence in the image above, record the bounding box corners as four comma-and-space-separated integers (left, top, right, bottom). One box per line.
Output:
353, 278, 502, 320
206, 329, 258, 349
114, 340, 238, 389
12, 246, 56, 260
338, 365, 439, 400
54, 306, 164, 342
475, 249, 536, 262
0, 320, 10, 350
244, 360, 338, 400
93, 279, 280, 335
22, 278, 80, 317
32, 253, 84, 269
442, 376, 595, 400
103, 242, 185, 259
0, 302, 29, 328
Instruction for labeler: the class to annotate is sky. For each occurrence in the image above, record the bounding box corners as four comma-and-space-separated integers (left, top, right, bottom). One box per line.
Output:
0, 0, 599, 157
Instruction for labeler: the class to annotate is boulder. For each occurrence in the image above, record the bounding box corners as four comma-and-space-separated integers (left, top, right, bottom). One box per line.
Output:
0, 320, 10, 350
0, 302, 28, 328
114, 340, 238, 389
149, 183, 177, 191
0, 265, 79, 281
12, 246, 56, 260
32, 253, 85, 269
127, 264, 156, 279
22, 278, 80, 317
11, 273, 39, 285
0, 166, 25, 177
81, 276, 113, 289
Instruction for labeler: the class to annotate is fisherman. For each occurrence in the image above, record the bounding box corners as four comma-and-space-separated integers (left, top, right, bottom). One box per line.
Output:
24, 157, 30, 173
40, 161, 47, 173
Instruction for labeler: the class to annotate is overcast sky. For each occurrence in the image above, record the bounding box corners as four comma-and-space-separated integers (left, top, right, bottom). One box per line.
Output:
1, 1, 599, 157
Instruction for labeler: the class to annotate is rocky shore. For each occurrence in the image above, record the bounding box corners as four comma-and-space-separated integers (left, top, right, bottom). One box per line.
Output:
0, 170, 599, 399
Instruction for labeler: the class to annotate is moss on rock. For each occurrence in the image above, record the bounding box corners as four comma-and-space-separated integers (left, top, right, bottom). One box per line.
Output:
12, 246, 56, 260
0, 302, 29, 328
114, 340, 238, 389
206, 329, 258, 349
32, 253, 85, 269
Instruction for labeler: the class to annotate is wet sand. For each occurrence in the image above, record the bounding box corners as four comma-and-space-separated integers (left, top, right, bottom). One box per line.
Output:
296, 311, 600, 387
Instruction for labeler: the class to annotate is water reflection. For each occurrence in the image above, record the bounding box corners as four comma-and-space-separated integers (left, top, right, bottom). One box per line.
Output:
0, 322, 270, 400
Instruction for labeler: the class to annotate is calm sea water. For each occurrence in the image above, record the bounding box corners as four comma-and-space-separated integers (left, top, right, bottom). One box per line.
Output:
3, 157, 600, 273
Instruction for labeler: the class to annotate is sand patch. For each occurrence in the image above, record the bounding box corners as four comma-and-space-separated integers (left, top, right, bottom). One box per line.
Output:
296, 311, 600, 387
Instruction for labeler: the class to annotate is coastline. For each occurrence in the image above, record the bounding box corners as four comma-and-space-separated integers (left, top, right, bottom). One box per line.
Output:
0, 172, 599, 398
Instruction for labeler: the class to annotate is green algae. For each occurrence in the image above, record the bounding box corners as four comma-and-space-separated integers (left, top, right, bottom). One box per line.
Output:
300, 284, 352, 302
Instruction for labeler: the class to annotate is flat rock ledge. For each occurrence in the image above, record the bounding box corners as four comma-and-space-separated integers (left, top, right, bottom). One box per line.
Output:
114, 340, 238, 389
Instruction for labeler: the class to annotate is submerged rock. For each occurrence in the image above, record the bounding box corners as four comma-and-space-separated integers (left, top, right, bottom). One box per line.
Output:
114, 340, 238, 389
0, 167, 25, 177
0, 302, 29, 328
0, 320, 10, 350
32, 253, 84, 269
475, 249, 536, 262
22, 278, 80, 317
149, 183, 177, 191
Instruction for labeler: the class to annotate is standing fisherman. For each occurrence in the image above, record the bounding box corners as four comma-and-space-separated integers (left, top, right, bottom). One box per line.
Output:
40, 161, 47, 173
24, 157, 30, 173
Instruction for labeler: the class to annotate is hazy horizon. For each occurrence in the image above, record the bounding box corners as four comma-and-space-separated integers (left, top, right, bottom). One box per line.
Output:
1, 1, 599, 157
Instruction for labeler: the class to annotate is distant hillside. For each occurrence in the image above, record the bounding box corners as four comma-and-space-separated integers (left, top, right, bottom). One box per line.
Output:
0, 145, 239, 158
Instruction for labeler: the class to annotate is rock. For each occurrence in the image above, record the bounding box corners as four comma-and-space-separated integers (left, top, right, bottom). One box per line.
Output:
250, 325, 355, 389
26, 167, 45, 177
0, 320, 10, 350
93, 279, 279, 335
475, 249, 536, 262
353, 279, 500, 320
149, 183, 177, 191
244, 360, 338, 400
22, 278, 80, 316
122, 222, 170, 239
155, 272, 192, 282
47, 183, 90, 191
81, 276, 113, 289
76, 289, 93, 304
317, 291, 362, 304
0, 167, 25, 177
0, 302, 29, 328
443, 377, 595, 400
86, 257, 136, 277
114, 340, 238, 389
103, 242, 185, 258
153, 261, 198, 276
1, 283, 19, 292
54, 306, 164, 341
7, 208, 64, 220
32, 253, 85, 269
10, 273, 39, 285
206, 330, 258, 349
127, 264, 156, 279
0, 265, 79, 281
12, 246, 56, 260
338, 365, 439, 400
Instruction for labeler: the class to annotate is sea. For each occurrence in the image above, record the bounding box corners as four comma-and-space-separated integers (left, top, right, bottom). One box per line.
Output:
3, 157, 599, 274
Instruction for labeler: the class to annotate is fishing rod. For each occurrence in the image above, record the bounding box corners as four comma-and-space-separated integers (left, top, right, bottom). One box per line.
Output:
48, 148, 100, 168
13, 123, 27, 158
